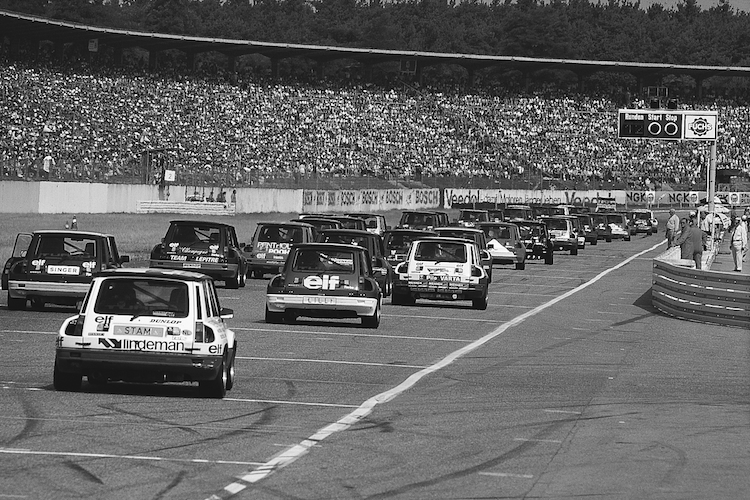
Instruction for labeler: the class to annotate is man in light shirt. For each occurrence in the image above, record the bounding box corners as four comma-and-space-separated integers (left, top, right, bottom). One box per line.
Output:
665, 208, 679, 247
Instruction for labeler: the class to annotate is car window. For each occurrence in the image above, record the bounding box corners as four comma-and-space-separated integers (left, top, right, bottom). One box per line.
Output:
95, 278, 189, 318
203, 280, 219, 317
546, 219, 568, 230
35, 235, 99, 260
195, 284, 203, 320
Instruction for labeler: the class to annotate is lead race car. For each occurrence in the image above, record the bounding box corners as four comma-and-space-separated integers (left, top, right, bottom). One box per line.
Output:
391, 237, 489, 310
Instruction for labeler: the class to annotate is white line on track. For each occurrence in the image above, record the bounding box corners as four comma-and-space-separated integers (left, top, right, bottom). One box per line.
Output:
234, 327, 468, 343
0, 448, 263, 466
478, 472, 534, 479
0, 330, 55, 335
224, 398, 359, 408
207, 240, 665, 499
237, 356, 427, 369
490, 291, 557, 297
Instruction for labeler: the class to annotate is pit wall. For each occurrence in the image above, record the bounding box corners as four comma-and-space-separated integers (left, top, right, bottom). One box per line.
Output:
1, 181, 749, 214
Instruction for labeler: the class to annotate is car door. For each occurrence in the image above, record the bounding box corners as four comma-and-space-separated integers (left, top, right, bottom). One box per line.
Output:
2, 233, 33, 290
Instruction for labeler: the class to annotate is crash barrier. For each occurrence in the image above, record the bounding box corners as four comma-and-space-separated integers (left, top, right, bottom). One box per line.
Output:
136, 200, 236, 216
651, 246, 750, 329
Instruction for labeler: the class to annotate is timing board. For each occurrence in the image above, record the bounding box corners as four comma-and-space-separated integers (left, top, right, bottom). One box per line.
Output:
618, 109, 718, 141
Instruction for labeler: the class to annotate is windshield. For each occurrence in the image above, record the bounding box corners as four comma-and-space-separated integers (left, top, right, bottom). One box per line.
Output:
35, 235, 98, 261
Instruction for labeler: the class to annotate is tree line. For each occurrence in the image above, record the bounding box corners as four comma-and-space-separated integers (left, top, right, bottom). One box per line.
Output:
2, 0, 749, 94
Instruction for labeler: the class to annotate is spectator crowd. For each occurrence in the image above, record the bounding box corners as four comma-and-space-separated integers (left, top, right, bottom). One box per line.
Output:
2, 61, 750, 191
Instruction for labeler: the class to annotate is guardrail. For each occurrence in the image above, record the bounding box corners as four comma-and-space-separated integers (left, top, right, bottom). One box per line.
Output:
652, 246, 750, 328
136, 200, 236, 216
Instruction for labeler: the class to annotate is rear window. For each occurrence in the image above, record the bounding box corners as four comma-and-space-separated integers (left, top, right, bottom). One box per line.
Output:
320, 233, 369, 250
415, 242, 467, 263
258, 225, 304, 244
633, 212, 651, 220
401, 213, 435, 226
481, 226, 513, 239
545, 219, 568, 231
293, 249, 355, 273
169, 225, 221, 246
34, 235, 98, 261
517, 224, 544, 238
94, 278, 189, 318
385, 233, 422, 251
607, 215, 625, 224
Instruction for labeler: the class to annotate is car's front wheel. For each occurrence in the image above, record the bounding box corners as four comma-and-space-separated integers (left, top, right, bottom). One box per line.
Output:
53, 359, 82, 392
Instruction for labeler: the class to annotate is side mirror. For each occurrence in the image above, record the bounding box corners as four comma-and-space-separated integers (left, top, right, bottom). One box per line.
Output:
121, 255, 130, 263
220, 307, 234, 319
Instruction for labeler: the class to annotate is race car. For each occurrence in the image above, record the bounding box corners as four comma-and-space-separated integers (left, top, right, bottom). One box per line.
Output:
265, 243, 382, 328
391, 237, 490, 310
476, 221, 527, 270
54, 268, 236, 398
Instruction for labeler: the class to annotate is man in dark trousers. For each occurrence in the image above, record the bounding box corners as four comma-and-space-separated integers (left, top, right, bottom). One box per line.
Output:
673, 216, 707, 269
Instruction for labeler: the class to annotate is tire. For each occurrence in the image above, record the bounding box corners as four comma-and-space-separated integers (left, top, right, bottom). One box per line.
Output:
591, 238, 598, 246
606, 236, 612, 243
472, 294, 488, 310
570, 245, 578, 256
515, 261, 525, 270
265, 306, 284, 324
7, 294, 26, 311
30, 297, 45, 310
53, 359, 82, 392
391, 290, 413, 306
199, 358, 227, 399
87, 372, 108, 387
226, 273, 239, 289
361, 299, 381, 328
625, 236, 631, 242
544, 251, 554, 265
226, 344, 236, 391
238, 269, 246, 288
251, 269, 264, 279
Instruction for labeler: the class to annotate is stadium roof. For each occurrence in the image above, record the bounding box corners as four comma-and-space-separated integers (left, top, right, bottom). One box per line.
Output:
2, 8, 750, 80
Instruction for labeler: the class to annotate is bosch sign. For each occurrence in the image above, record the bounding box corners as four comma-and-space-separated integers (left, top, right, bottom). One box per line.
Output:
618, 109, 717, 141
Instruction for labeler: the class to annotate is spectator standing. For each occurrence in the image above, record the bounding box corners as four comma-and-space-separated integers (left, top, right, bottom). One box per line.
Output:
665, 208, 679, 247
42, 152, 54, 180
729, 215, 747, 272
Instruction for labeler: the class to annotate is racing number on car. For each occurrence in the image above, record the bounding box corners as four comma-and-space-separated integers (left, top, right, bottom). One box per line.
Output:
303, 275, 340, 290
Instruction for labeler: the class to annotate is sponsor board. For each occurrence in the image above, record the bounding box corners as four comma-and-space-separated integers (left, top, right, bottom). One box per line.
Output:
302, 188, 441, 211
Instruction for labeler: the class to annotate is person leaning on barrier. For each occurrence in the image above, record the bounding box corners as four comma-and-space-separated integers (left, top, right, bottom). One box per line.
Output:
674, 217, 707, 270
665, 208, 680, 247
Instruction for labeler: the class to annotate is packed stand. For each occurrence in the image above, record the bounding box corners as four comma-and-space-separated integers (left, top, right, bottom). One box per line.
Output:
1, 62, 749, 191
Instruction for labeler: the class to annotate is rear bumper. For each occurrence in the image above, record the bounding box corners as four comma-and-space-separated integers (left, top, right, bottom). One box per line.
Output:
393, 281, 487, 300
150, 259, 238, 279
8, 280, 89, 299
55, 348, 223, 382
267, 293, 379, 317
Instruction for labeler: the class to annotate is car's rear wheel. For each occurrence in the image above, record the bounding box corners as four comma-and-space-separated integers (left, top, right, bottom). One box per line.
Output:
251, 269, 264, 279
226, 345, 236, 391
391, 290, 414, 306
53, 359, 82, 392
87, 372, 108, 387
544, 251, 554, 265
606, 236, 612, 243
570, 245, 578, 256
226, 270, 240, 289
591, 238, 598, 245
199, 358, 227, 399
265, 306, 284, 324
238, 269, 246, 288
472, 294, 488, 310
362, 299, 381, 328
515, 261, 525, 270
30, 297, 45, 310
7, 294, 26, 310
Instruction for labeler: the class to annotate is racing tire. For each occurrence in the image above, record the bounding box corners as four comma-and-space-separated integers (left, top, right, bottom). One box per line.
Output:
606, 236, 612, 243
591, 238, 598, 246
226, 344, 236, 391
87, 372, 108, 387
284, 311, 297, 323
391, 290, 414, 306
226, 270, 240, 289
472, 294, 488, 311
361, 299, 381, 329
30, 297, 45, 311
252, 269, 264, 279
544, 252, 554, 265
515, 261, 525, 270
53, 359, 82, 392
265, 306, 284, 324
570, 246, 578, 256
199, 358, 227, 399
7, 294, 26, 311
625, 236, 632, 242
239, 269, 246, 288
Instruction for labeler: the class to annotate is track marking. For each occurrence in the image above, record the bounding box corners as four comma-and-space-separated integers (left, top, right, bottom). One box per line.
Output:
514, 438, 562, 443
0, 448, 263, 466
479, 472, 534, 479
234, 327, 468, 343
237, 356, 426, 369
208, 241, 664, 499
224, 398, 359, 408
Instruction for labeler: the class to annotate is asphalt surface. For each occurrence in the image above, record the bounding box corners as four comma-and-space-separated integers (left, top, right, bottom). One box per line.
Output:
0, 223, 748, 500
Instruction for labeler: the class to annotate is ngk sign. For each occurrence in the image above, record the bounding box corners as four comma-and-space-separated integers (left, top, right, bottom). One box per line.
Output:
618, 109, 718, 141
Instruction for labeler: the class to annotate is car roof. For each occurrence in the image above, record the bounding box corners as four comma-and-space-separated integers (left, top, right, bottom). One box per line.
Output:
476, 221, 519, 227
413, 237, 473, 245
257, 221, 314, 228
434, 226, 484, 234
31, 230, 114, 237
384, 229, 437, 235
514, 219, 547, 225
318, 229, 374, 236
169, 219, 234, 229
95, 268, 210, 281
293, 242, 368, 252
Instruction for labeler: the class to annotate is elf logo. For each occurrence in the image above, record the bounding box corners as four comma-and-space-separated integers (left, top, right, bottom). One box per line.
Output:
303, 275, 340, 290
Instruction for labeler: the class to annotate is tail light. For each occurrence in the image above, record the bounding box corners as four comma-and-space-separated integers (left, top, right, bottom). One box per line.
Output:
66, 315, 84, 336
195, 322, 215, 343
471, 266, 483, 277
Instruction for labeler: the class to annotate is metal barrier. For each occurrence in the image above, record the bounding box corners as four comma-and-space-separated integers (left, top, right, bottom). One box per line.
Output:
136, 200, 236, 216
652, 246, 750, 328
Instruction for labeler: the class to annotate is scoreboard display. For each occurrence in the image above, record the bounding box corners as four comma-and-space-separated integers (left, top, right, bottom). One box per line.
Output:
618, 109, 718, 141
